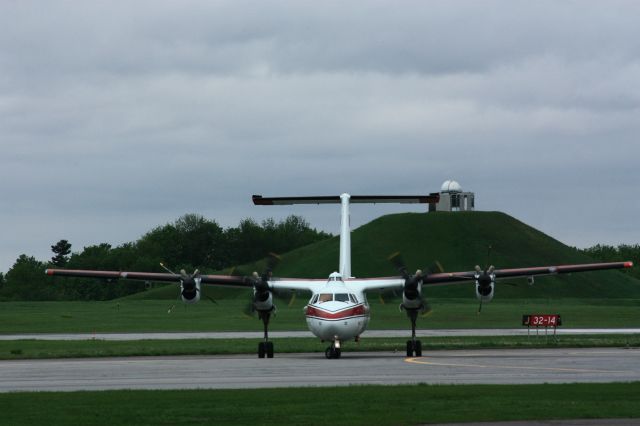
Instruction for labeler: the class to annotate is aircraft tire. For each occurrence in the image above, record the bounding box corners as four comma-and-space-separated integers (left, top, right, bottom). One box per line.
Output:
406, 340, 413, 357
415, 340, 422, 357
258, 342, 266, 358
266, 342, 274, 358
325, 346, 341, 359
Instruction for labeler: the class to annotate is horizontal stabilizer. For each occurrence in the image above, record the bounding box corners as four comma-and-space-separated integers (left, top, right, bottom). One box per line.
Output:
252, 193, 439, 205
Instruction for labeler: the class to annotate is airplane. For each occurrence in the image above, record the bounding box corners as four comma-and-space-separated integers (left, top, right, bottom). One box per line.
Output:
46, 193, 634, 359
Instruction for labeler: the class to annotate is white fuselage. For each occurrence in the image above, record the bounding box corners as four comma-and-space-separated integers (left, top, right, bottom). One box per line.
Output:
304, 275, 369, 341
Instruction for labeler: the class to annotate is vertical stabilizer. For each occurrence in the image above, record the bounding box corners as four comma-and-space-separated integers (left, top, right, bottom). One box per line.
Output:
339, 193, 351, 278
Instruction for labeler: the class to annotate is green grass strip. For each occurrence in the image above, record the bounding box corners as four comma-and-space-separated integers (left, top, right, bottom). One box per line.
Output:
1, 334, 639, 360
0, 382, 639, 425
2, 299, 640, 333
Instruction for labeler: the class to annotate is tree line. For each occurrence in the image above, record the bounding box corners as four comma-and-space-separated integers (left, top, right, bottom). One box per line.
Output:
578, 244, 640, 281
0, 214, 331, 301
1, 221, 637, 301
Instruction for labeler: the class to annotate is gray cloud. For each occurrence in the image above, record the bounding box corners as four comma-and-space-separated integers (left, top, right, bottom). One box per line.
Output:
1, 1, 639, 271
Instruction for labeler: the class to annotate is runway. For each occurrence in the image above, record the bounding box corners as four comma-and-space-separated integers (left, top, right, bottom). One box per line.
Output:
1, 347, 639, 392
1, 328, 638, 341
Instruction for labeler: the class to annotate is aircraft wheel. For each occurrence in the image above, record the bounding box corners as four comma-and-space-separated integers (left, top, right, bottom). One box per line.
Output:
258, 342, 266, 358
266, 341, 274, 358
414, 340, 422, 357
325, 346, 341, 359
406, 340, 413, 357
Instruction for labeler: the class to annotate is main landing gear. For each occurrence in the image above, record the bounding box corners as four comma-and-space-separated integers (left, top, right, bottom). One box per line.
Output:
405, 308, 422, 357
325, 339, 341, 359
258, 310, 274, 358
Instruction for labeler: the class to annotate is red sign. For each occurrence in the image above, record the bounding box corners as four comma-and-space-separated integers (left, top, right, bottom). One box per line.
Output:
522, 314, 562, 327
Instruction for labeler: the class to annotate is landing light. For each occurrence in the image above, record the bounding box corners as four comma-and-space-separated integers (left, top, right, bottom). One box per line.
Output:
625, 261, 634, 268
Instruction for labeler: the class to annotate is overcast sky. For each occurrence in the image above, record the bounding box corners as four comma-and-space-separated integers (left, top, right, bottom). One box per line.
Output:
1, 1, 639, 272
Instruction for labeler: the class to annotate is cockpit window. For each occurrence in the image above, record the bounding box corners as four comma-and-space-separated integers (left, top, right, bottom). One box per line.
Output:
318, 293, 333, 303
349, 294, 358, 303
310, 294, 319, 304
335, 293, 349, 303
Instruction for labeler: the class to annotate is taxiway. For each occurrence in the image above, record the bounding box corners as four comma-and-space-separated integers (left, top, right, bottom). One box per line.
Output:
1, 347, 638, 392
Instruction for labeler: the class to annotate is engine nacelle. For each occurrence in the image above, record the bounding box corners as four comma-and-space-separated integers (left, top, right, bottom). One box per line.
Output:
181, 277, 201, 303
253, 289, 274, 312
401, 281, 424, 310
475, 281, 494, 303
474, 265, 496, 304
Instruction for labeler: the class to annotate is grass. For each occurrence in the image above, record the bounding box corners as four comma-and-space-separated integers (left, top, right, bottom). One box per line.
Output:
1, 298, 639, 334
1, 334, 639, 360
0, 383, 639, 425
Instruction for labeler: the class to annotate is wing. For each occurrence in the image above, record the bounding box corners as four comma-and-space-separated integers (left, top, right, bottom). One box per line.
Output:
344, 260, 633, 291
45, 268, 247, 286
45, 268, 321, 291
45, 260, 632, 289
267, 278, 326, 293
347, 277, 407, 292
423, 260, 634, 285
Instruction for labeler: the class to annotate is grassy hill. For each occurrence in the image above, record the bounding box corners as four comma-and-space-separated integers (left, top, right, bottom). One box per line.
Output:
132, 211, 640, 300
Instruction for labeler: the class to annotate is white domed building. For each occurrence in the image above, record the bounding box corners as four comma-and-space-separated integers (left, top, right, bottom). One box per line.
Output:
429, 180, 475, 212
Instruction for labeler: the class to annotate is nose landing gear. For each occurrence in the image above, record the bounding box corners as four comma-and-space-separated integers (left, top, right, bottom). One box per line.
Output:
325, 338, 341, 359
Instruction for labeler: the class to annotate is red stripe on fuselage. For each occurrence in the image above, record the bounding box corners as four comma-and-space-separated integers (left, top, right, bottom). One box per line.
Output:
306, 304, 366, 320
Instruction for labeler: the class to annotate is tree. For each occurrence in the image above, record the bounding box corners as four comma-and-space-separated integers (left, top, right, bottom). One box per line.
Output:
3, 255, 53, 300
50, 239, 72, 266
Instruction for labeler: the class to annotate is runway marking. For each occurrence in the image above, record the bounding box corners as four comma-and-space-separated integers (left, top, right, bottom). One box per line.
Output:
404, 357, 627, 374
567, 350, 640, 355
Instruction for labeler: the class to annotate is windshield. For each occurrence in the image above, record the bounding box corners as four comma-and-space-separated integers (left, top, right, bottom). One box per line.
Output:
334, 293, 349, 302
318, 293, 333, 303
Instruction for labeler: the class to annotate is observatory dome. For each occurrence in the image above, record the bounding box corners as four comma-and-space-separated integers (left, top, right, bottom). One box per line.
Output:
441, 180, 462, 193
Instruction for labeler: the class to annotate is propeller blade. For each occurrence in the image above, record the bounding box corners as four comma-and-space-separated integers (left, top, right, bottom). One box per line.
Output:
420, 301, 432, 317
242, 302, 256, 318
160, 262, 177, 276
388, 252, 409, 277
425, 261, 444, 275
266, 252, 281, 269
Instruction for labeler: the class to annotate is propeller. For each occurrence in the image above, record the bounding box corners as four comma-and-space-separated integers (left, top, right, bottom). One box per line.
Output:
160, 263, 207, 313
242, 252, 282, 315
474, 246, 496, 314
388, 252, 441, 314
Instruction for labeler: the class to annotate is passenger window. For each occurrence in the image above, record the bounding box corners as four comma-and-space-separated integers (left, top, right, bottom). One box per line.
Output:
319, 293, 333, 303
335, 293, 349, 302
